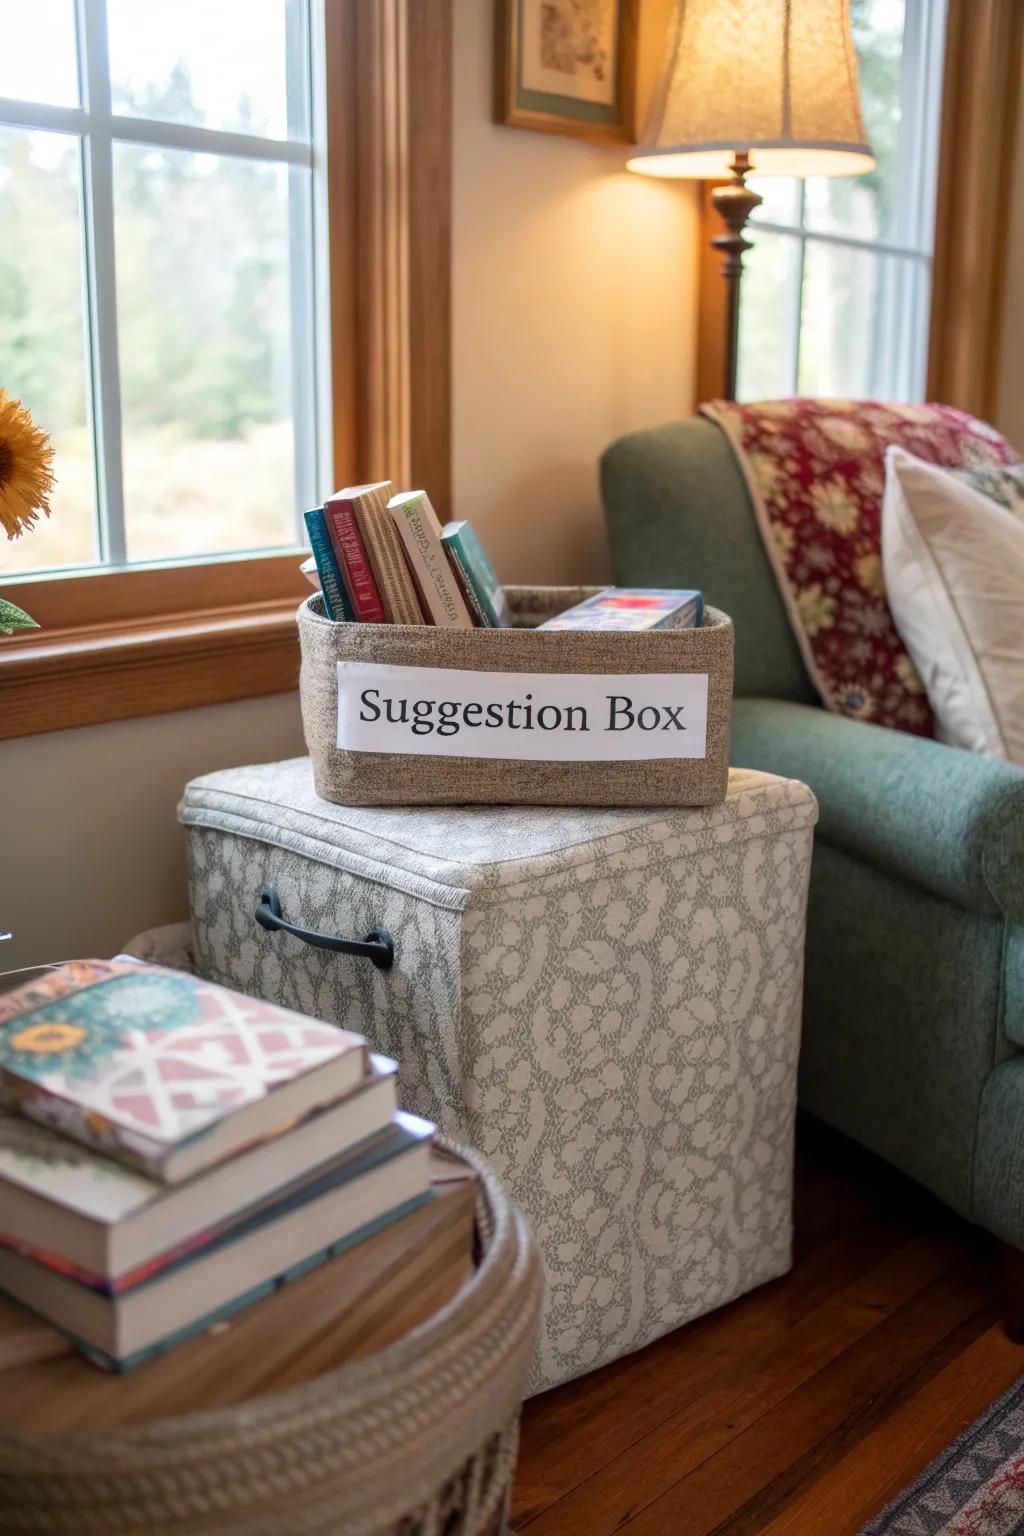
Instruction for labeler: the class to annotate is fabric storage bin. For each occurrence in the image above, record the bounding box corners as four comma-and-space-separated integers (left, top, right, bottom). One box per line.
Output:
180, 758, 818, 1393
298, 585, 734, 808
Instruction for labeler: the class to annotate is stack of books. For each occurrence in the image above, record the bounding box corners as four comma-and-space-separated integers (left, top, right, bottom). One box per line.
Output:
304, 481, 510, 630
0, 959, 439, 1371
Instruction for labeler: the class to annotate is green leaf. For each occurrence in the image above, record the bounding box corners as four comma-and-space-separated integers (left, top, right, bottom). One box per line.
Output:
0, 598, 40, 636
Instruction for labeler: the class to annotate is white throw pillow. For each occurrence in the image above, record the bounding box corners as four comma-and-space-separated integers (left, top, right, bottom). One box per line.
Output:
881, 446, 1024, 763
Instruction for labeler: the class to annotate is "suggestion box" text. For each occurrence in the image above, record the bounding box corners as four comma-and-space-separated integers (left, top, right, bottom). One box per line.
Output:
358, 688, 689, 738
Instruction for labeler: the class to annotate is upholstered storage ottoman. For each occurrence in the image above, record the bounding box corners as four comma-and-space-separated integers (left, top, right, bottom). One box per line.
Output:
180, 761, 817, 1393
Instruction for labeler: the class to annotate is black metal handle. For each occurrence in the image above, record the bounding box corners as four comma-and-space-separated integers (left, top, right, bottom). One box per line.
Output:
254, 886, 394, 971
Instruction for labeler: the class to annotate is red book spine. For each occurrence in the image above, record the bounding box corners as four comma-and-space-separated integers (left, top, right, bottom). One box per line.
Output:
325, 499, 387, 623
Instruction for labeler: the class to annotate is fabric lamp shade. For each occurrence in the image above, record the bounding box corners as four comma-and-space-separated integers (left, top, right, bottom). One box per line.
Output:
628, 0, 874, 179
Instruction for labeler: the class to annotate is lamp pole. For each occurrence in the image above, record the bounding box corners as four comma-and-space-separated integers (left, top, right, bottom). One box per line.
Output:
710, 151, 763, 401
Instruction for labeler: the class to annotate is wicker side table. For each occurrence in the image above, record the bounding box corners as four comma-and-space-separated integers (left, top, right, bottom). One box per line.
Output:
0, 1141, 542, 1536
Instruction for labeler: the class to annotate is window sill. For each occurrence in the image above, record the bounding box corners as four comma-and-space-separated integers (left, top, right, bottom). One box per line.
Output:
0, 556, 309, 739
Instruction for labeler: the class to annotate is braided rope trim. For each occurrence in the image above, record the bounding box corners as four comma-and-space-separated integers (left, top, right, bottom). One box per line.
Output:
0, 1139, 543, 1536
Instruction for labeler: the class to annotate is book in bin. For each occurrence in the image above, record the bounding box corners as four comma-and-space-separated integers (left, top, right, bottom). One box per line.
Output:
440, 520, 511, 628
324, 489, 388, 623
344, 480, 425, 625
388, 491, 475, 629
537, 587, 703, 631
304, 507, 355, 622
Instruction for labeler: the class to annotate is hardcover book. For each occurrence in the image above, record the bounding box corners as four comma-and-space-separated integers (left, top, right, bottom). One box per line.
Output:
0, 1112, 435, 1369
324, 494, 388, 623
303, 507, 355, 622
0, 1055, 398, 1288
343, 480, 425, 625
387, 491, 474, 630
537, 587, 704, 632
440, 520, 509, 628
0, 961, 367, 1183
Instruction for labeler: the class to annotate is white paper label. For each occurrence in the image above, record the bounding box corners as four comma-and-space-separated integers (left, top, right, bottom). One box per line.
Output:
336, 661, 709, 761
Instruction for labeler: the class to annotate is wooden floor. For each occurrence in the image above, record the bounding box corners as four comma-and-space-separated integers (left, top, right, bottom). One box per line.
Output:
512, 1118, 1024, 1535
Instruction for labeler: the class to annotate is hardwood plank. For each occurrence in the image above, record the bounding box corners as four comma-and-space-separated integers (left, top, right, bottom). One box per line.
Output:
607, 1253, 992, 1535
514, 1123, 972, 1527
515, 1221, 939, 1528
514, 1123, 1016, 1536
521, 1237, 978, 1535
753, 1323, 1024, 1536
714, 1302, 996, 1536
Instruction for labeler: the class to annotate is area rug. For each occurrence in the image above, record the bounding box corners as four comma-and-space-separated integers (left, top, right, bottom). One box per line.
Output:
862, 1376, 1024, 1534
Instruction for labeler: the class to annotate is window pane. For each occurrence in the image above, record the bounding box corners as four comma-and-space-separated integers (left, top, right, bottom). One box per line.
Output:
736, 231, 802, 402
113, 144, 301, 562
107, 0, 308, 141
799, 244, 928, 400
802, 0, 907, 243
0, 128, 96, 574
798, 242, 880, 397
0, 1, 79, 108
748, 176, 801, 229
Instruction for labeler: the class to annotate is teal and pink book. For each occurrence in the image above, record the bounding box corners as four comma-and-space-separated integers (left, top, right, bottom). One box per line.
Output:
0, 960, 367, 1182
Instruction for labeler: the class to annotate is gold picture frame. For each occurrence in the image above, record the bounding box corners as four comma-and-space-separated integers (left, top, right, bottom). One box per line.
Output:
495, 0, 640, 144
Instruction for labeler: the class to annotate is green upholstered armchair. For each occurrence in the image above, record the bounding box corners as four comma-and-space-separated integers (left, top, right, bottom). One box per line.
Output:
601, 416, 1024, 1319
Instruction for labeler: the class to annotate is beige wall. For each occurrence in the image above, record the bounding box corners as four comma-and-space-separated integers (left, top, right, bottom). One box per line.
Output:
994, 58, 1024, 450
4, 7, 700, 970
3, 694, 306, 970
451, 0, 699, 585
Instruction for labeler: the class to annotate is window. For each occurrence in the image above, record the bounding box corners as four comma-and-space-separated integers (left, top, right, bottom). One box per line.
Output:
1, 0, 330, 578
736, 0, 948, 403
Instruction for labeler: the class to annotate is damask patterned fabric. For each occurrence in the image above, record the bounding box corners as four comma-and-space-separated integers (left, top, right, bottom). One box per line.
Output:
700, 399, 1018, 736
180, 758, 817, 1392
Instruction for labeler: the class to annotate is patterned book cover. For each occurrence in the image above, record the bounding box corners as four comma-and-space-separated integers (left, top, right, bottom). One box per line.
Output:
324, 495, 388, 623
346, 480, 425, 625
0, 961, 365, 1177
387, 491, 474, 629
439, 520, 509, 627
537, 587, 703, 631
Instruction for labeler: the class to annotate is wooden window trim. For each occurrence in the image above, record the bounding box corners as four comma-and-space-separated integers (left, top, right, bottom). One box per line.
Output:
0, 0, 452, 741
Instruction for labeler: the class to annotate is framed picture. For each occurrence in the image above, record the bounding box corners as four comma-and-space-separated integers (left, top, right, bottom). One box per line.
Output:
495, 0, 640, 144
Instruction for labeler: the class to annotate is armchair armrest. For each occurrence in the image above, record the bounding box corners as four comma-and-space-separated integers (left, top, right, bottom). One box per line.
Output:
731, 698, 1024, 922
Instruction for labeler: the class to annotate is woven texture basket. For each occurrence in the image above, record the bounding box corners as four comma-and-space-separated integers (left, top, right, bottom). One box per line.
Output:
0, 1141, 543, 1536
299, 584, 734, 808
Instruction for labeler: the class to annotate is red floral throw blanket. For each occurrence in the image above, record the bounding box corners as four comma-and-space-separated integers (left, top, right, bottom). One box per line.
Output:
701, 399, 1018, 735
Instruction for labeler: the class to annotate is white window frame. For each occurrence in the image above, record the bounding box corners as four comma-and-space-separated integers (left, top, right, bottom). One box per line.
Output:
739, 0, 948, 402
0, 0, 332, 569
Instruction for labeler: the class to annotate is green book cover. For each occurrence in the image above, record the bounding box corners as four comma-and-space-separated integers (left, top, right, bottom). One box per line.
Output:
439, 521, 509, 628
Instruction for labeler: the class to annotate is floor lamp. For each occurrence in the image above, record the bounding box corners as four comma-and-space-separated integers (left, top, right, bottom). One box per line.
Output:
628, 0, 875, 402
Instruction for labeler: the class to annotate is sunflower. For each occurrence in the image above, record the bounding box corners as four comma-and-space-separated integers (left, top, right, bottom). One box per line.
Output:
0, 390, 55, 540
